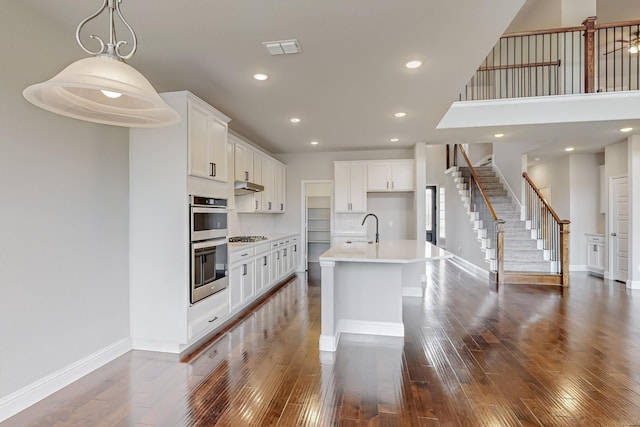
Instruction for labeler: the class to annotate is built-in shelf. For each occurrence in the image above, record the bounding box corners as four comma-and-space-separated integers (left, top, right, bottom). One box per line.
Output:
307, 195, 332, 264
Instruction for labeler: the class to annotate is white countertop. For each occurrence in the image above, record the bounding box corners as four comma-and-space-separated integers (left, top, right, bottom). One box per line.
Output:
228, 233, 298, 251
319, 240, 453, 264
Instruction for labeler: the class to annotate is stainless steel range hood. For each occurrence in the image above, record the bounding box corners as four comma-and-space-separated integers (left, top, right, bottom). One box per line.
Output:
234, 181, 264, 195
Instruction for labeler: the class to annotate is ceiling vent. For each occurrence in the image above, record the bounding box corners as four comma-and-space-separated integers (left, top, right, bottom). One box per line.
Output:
262, 39, 302, 55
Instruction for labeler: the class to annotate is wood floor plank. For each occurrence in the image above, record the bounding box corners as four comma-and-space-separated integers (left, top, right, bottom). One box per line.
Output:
4, 262, 640, 426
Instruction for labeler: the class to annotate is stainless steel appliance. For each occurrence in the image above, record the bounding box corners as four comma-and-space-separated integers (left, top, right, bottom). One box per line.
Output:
191, 238, 228, 304
190, 195, 228, 241
190, 195, 229, 304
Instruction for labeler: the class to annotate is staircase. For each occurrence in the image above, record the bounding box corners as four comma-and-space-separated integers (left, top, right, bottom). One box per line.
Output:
453, 166, 560, 281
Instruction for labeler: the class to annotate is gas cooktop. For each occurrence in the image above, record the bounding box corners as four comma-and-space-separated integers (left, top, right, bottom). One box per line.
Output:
228, 236, 269, 243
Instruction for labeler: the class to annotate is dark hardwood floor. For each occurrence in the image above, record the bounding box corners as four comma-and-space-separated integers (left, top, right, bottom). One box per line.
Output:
4, 260, 640, 426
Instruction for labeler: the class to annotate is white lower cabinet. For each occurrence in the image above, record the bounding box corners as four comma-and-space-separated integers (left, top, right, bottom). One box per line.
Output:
187, 288, 229, 341
229, 234, 299, 315
586, 233, 606, 277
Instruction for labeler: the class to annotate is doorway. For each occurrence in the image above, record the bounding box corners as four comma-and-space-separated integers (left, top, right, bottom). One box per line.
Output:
301, 180, 333, 285
425, 186, 437, 244
609, 175, 629, 283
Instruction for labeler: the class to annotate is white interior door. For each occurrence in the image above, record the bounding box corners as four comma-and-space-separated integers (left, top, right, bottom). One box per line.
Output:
610, 176, 629, 282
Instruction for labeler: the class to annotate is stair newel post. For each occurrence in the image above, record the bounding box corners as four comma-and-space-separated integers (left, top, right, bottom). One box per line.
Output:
496, 219, 505, 287
583, 16, 597, 93
560, 220, 570, 286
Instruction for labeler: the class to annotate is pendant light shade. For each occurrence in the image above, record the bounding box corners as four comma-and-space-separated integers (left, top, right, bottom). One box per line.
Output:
23, 56, 180, 128
23, 0, 180, 128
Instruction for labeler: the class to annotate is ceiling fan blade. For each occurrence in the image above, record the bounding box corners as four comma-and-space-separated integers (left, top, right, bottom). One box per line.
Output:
604, 46, 626, 55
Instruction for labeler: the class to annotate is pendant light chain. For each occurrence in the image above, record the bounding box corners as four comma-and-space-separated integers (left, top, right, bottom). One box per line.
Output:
75, 0, 137, 60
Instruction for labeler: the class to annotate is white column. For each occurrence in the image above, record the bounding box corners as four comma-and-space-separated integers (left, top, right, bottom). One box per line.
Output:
415, 143, 426, 241
319, 260, 337, 351
627, 135, 640, 289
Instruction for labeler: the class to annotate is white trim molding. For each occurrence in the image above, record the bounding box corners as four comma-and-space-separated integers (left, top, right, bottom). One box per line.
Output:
627, 280, 640, 290
0, 338, 131, 423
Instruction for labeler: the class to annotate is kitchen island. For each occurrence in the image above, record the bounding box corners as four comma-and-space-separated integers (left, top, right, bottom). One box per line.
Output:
318, 240, 452, 352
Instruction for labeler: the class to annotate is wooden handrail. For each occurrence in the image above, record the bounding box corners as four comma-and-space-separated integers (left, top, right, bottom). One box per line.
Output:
502, 25, 585, 38
457, 145, 499, 222
478, 60, 561, 72
596, 19, 640, 30
522, 172, 561, 222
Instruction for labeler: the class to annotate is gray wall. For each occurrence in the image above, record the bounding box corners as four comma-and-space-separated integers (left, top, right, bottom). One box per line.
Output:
1, 2, 130, 401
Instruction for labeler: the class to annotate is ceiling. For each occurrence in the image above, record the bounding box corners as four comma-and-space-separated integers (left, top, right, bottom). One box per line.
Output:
17, 0, 640, 158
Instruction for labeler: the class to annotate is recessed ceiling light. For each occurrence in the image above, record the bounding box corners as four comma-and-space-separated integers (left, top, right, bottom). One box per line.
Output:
253, 73, 269, 81
494, 133, 504, 138
394, 112, 406, 118
621, 127, 633, 132
405, 60, 422, 69
310, 141, 319, 145
534, 157, 540, 161
390, 138, 399, 142
290, 117, 301, 123
565, 147, 574, 152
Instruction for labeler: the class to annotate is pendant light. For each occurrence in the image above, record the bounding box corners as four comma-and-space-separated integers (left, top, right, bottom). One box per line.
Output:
23, 0, 180, 128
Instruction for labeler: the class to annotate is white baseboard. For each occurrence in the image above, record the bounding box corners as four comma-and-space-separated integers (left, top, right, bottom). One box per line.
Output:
319, 334, 339, 352
627, 280, 640, 289
338, 319, 404, 338
131, 338, 180, 353
402, 286, 423, 297
449, 256, 490, 279
0, 337, 131, 423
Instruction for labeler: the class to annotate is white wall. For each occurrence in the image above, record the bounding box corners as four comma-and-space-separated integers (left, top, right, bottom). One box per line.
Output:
569, 154, 602, 267
0, 1, 130, 407
493, 141, 529, 206
528, 156, 571, 219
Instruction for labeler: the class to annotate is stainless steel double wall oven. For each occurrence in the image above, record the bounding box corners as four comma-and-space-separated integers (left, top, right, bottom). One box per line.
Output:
189, 195, 228, 304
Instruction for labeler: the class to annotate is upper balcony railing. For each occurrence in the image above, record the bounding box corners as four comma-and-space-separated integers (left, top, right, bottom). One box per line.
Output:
459, 17, 640, 101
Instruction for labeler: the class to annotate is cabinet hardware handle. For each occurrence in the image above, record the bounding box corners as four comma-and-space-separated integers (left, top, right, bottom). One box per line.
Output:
213, 163, 217, 177
294, 244, 297, 252
284, 249, 287, 256
243, 264, 247, 275
611, 232, 617, 236
210, 162, 215, 177
594, 245, 598, 251
241, 253, 249, 257
263, 256, 267, 266
391, 181, 394, 189
268, 202, 272, 210
208, 316, 219, 323
277, 251, 280, 260
255, 200, 258, 210
280, 203, 284, 210
386, 181, 389, 189
245, 171, 249, 181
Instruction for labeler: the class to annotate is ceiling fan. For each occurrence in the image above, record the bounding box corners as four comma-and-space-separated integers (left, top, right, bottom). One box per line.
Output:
604, 31, 640, 55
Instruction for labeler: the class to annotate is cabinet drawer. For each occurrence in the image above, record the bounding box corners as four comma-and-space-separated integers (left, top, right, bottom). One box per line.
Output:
188, 289, 229, 340
255, 243, 271, 255
587, 235, 605, 244
230, 247, 255, 263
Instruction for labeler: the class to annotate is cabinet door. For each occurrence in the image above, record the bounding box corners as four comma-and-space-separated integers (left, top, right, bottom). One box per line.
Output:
234, 143, 252, 182
391, 160, 414, 191
349, 164, 367, 213
596, 244, 607, 270
208, 116, 228, 183
587, 243, 597, 269
255, 253, 269, 293
188, 101, 211, 179
229, 263, 243, 312
334, 163, 351, 212
241, 262, 255, 304
261, 157, 275, 212
275, 163, 286, 212
367, 162, 390, 191
269, 249, 280, 284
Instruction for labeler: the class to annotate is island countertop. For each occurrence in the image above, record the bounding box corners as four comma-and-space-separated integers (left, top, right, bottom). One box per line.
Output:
319, 240, 452, 264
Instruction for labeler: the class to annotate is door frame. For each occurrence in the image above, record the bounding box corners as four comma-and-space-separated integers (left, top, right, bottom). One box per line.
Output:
300, 180, 334, 271
425, 186, 438, 244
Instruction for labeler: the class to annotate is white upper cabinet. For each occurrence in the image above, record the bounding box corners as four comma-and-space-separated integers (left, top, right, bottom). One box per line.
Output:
334, 162, 367, 213
261, 156, 276, 212
234, 142, 253, 182
275, 162, 286, 212
367, 159, 414, 192
187, 96, 229, 183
